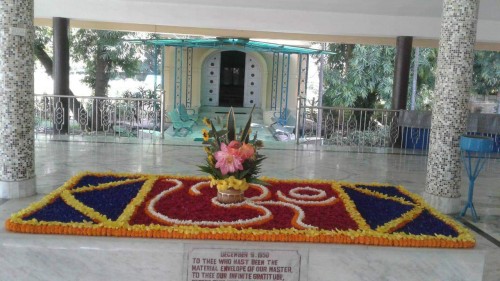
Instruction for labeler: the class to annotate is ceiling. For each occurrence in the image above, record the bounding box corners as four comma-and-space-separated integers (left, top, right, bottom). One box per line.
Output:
34, 0, 500, 46
121, 0, 498, 20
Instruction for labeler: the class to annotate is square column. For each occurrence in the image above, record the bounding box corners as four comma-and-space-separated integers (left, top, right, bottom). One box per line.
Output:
0, 0, 36, 198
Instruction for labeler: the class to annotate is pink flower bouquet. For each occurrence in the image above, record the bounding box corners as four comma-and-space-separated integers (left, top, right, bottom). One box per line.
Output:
199, 106, 266, 192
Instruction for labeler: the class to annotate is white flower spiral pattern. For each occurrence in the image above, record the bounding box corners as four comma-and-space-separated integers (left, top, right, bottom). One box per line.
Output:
277, 186, 337, 206
289, 186, 327, 200
148, 179, 272, 227
148, 179, 335, 229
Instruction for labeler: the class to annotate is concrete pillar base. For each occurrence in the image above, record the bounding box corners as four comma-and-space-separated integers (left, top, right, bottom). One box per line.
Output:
422, 191, 462, 215
0, 177, 36, 199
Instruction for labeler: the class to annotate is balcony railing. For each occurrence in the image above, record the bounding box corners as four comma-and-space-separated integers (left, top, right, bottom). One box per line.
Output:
33, 93, 499, 158
296, 98, 500, 157
34, 93, 166, 141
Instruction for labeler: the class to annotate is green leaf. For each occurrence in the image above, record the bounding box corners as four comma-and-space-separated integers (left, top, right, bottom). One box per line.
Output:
198, 166, 213, 174
227, 107, 236, 142
240, 104, 255, 143
252, 132, 258, 143
210, 121, 220, 147
216, 130, 228, 137
238, 169, 250, 179
248, 178, 269, 186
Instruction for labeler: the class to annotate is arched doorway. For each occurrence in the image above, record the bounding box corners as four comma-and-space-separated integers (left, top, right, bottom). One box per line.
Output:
201, 50, 262, 108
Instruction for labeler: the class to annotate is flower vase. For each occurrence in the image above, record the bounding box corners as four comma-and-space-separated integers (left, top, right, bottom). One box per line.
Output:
217, 188, 245, 204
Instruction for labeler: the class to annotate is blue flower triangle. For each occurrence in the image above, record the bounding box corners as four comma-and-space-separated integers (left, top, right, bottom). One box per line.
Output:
395, 210, 459, 237
355, 185, 415, 203
343, 186, 413, 229
73, 175, 132, 189
73, 181, 144, 221
24, 198, 93, 223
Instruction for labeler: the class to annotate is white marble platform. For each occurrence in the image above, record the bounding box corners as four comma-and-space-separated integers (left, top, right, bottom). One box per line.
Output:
0, 141, 498, 280
0, 238, 488, 281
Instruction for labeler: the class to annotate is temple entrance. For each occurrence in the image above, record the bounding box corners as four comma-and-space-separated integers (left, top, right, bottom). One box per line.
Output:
202, 51, 262, 108
219, 51, 245, 107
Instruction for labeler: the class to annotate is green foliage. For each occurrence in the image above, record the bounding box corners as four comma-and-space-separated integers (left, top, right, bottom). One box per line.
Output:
34, 27, 160, 99
139, 33, 163, 75
241, 153, 266, 184
34, 26, 52, 51
206, 107, 257, 147
322, 44, 395, 109
413, 48, 438, 92
226, 108, 236, 142
321, 43, 498, 111
472, 50, 500, 96
240, 105, 255, 143
407, 48, 438, 110
122, 86, 160, 100
72, 30, 141, 90
122, 86, 161, 112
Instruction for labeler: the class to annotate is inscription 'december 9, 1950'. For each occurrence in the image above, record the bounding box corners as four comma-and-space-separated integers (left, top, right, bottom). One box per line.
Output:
187, 248, 301, 281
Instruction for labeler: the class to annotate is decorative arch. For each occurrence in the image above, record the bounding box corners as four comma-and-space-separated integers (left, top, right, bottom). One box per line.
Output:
201, 50, 266, 108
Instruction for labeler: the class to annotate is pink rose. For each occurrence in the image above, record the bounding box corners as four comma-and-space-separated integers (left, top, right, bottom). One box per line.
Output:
238, 143, 255, 160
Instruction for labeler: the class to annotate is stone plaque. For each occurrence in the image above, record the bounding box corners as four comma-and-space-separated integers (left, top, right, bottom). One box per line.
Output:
186, 248, 301, 281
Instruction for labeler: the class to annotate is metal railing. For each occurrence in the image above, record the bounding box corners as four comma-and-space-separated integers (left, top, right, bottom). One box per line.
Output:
296, 98, 500, 156
34, 92, 166, 141
33, 93, 499, 157
297, 100, 401, 149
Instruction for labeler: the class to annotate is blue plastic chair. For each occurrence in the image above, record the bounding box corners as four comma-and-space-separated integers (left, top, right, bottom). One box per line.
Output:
168, 111, 195, 136
177, 104, 198, 122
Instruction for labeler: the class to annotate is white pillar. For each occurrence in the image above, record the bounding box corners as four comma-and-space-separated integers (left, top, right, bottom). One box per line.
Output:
424, 0, 480, 214
0, 0, 36, 198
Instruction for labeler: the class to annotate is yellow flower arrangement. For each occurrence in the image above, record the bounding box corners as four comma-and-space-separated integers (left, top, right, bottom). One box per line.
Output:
209, 175, 249, 191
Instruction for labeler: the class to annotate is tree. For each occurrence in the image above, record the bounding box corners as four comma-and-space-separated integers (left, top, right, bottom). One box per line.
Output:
34, 26, 89, 130
72, 30, 141, 98
71, 30, 146, 130
319, 44, 395, 130
34, 27, 53, 74
472, 50, 500, 96
321, 43, 498, 114
408, 47, 438, 110
35, 27, 160, 132
138, 35, 163, 78
322, 44, 395, 109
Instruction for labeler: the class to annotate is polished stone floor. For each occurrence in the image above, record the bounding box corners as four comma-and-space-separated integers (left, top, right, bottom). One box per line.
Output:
1, 140, 499, 280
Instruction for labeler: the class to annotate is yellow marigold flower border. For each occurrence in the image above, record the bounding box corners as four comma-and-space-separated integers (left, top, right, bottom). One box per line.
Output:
4, 172, 476, 248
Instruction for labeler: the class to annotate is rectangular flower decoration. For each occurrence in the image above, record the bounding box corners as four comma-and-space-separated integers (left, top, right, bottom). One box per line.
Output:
5, 172, 475, 248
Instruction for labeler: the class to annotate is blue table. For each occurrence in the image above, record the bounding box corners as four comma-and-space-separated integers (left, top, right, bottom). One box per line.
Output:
459, 135, 494, 222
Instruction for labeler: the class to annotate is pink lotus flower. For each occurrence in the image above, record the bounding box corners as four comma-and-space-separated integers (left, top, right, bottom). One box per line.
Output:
214, 143, 244, 175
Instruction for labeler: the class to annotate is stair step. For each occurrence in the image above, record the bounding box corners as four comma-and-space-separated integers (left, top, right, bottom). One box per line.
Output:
198, 106, 264, 127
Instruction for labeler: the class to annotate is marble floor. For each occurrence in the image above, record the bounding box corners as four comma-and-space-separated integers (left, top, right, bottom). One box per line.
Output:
1, 140, 499, 280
